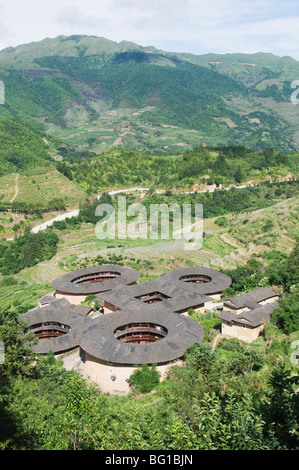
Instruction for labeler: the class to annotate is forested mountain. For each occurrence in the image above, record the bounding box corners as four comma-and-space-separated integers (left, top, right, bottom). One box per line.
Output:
0, 35, 298, 154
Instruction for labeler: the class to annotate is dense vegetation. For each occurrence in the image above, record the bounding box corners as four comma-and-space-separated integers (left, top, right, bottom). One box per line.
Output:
33, 53, 247, 130
138, 179, 299, 220
31, 52, 294, 151
56, 146, 298, 194
3, 70, 82, 126
0, 229, 59, 275
222, 241, 299, 297
0, 116, 51, 176
0, 197, 66, 215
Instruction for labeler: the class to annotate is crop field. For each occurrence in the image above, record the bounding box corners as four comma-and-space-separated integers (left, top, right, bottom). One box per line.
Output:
12, 216, 245, 285
18, 261, 66, 285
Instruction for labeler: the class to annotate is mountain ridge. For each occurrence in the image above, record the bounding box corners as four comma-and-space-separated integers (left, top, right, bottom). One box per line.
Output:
1, 35, 298, 71
0, 35, 157, 63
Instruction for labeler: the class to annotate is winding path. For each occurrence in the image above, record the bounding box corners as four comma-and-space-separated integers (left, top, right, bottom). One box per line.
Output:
30, 209, 80, 233
30, 188, 150, 234
10, 174, 19, 203
8, 176, 295, 238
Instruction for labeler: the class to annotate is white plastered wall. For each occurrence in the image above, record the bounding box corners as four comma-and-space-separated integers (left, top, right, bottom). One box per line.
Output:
221, 320, 264, 343
55, 290, 87, 305
82, 352, 183, 395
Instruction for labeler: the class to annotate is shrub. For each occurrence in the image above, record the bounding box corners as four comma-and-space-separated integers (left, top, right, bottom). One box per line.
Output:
185, 342, 216, 373
220, 338, 243, 352
130, 363, 160, 393
271, 293, 299, 334
215, 216, 229, 227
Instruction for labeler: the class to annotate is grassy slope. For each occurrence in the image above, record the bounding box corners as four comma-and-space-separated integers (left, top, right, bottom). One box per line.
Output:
0, 166, 85, 205
0, 165, 86, 239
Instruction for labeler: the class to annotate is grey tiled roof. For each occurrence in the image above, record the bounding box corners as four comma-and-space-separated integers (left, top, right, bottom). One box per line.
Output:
21, 298, 94, 354
160, 267, 232, 295
219, 302, 279, 327
21, 298, 204, 363
96, 276, 213, 312
38, 295, 57, 306
51, 265, 140, 295
80, 307, 204, 365
21, 266, 234, 364
223, 287, 278, 309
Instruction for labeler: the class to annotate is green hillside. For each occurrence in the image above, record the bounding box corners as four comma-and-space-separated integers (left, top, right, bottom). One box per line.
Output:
0, 116, 52, 176
0, 35, 298, 153
0, 115, 86, 214
56, 146, 299, 194
0, 36, 298, 453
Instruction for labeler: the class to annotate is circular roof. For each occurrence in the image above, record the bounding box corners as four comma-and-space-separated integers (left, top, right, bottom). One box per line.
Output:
80, 308, 204, 365
161, 267, 232, 295
51, 265, 140, 295
22, 300, 93, 354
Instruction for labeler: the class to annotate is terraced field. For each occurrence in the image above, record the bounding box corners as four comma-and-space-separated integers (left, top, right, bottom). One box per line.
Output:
13, 196, 298, 286
0, 166, 86, 207
18, 260, 66, 286
123, 237, 246, 269
228, 197, 298, 254
61, 217, 250, 272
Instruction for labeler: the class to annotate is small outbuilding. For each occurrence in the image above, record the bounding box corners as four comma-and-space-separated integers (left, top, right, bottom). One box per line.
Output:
219, 302, 279, 342
223, 287, 279, 314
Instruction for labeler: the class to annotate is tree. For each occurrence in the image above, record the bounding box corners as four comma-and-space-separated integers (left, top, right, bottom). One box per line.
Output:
192, 391, 278, 450
263, 218, 274, 232
214, 154, 230, 178
262, 365, 299, 449
62, 373, 97, 450
99, 192, 113, 205
235, 165, 242, 183
0, 306, 36, 380
0, 306, 39, 448
271, 293, 299, 334
185, 342, 216, 374
0, 230, 59, 275
228, 348, 264, 375
284, 240, 299, 291
215, 216, 229, 227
